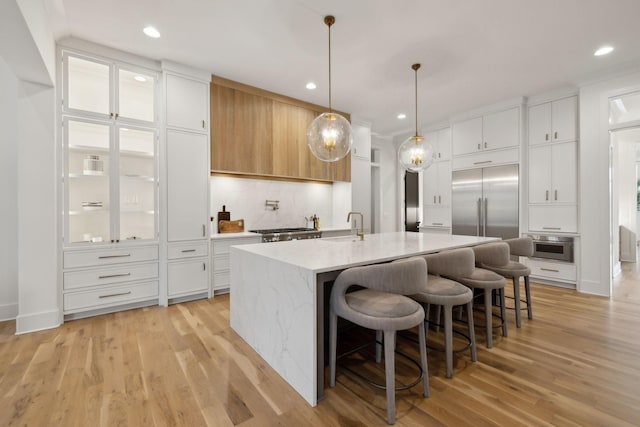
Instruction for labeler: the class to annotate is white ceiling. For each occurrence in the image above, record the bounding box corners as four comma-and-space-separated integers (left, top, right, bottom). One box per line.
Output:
46, 0, 640, 137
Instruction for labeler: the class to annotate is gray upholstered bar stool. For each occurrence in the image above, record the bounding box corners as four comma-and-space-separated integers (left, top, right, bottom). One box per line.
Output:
329, 257, 430, 425
451, 243, 508, 348
475, 237, 534, 328
406, 248, 477, 378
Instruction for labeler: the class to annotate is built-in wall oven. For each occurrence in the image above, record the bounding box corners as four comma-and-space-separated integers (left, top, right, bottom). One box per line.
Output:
527, 234, 574, 262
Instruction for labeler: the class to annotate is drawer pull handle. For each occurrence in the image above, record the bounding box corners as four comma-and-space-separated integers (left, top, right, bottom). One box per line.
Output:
542, 227, 561, 230
182, 249, 197, 253
540, 268, 560, 273
432, 222, 443, 226
98, 291, 132, 299
98, 273, 131, 279
473, 160, 492, 165
98, 254, 131, 259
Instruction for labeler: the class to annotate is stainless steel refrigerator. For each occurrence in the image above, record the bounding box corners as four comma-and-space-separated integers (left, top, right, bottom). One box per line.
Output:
452, 164, 519, 239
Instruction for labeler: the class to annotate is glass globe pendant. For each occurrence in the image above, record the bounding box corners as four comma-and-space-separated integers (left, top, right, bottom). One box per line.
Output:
307, 15, 352, 162
398, 63, 435, 172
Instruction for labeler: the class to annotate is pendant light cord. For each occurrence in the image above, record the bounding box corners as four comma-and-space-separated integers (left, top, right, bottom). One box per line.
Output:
412, 63, 421, 138
328, 20, 332, 114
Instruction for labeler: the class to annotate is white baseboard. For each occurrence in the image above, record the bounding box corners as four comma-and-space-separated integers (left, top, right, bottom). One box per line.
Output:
15, 309, 60, 334
0, 303, 18, 321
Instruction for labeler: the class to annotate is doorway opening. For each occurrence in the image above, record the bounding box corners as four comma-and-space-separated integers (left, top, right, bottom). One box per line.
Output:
404, 171, 419, 232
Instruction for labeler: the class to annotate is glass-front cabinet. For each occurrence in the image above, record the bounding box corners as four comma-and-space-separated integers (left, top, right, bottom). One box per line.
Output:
61, 51, 158, 247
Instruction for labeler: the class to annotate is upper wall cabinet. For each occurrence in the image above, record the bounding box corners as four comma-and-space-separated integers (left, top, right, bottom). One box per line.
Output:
425, 127, 451, 161
528, 96, 577, 145
452, 107, 519, 156
210, 77, 350, 182
166, 74, 209, 132
63, 52, 156, 125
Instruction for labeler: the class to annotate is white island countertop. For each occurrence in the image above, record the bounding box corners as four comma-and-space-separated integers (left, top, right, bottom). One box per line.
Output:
230, 232, 498, 407
233, 231, 497, 273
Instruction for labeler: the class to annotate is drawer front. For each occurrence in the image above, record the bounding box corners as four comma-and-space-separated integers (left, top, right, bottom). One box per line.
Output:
212, 237, 261, 255
213, 270, 230, 290
64, 245, 159, 269
452, 147, 519, 170
528, 205, 577, 233
525, 258, 577, 282
212, 254, 230, 272
167, 259, 209, 297
168, 241, 209, 260
63, 262, 158, 290
63, 281, 158, 313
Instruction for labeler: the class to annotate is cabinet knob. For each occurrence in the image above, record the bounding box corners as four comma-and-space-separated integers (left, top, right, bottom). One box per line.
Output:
554, 131, 558, 139
477, 143, 481, 150
484, 141, 487, 148
545, 190, 549, 201
555, 189, 558, 201
545, 133, 549, 141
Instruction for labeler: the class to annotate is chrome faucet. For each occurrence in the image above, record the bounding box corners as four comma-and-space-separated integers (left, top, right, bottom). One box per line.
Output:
347, 211, 364, 241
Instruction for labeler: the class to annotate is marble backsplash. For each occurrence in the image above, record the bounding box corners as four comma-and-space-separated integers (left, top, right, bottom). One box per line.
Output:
210, 175, 351, 232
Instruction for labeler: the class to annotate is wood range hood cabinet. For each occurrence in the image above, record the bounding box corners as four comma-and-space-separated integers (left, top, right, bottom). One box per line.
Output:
210, 75, 351, 182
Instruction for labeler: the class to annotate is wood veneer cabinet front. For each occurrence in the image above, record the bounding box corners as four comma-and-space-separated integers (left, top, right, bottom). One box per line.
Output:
210, 77, 350, 182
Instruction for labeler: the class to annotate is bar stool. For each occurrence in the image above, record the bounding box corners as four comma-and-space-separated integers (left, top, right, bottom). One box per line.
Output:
475, 237, 534, 327
403, 248, 477, 378
329, 257, 430, 425
449, 243, 508, 348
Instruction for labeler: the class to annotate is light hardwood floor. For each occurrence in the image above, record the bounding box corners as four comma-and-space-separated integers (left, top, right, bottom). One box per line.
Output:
2, 276, 640, 426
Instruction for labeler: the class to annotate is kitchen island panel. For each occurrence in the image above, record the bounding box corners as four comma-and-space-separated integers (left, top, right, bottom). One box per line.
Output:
230, 247, 318, 405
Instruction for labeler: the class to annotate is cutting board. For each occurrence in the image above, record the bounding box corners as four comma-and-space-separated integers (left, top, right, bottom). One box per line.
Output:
219, 219, 245, 233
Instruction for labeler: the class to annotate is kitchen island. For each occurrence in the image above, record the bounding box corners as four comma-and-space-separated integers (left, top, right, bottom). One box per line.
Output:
230, 232, 498, 406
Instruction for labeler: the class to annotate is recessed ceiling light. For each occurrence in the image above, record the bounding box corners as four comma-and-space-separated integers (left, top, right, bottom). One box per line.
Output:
134, 75, 147, 82
306, 82, 317, 90
143, 26, 161, 38
397, 113, 407, 119
594, 45, 614, 56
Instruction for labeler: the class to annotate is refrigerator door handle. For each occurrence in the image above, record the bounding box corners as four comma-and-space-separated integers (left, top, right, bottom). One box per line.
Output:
484, 197, 488, 237
477, 198, 482, 236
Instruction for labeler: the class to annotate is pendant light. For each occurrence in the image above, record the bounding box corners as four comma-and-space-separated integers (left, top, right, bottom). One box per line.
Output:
397, 63, 435, 172
307, 15, 353, 162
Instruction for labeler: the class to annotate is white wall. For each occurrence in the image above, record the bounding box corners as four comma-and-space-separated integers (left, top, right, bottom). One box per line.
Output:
16, 81, 58, 333
579, 70, 640, 296
0, 57, 19, 320
210, 176, 345, 231
0, 0, 59, 333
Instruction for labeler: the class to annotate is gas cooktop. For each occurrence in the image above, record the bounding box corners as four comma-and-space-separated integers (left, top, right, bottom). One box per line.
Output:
249, 227, 316, 234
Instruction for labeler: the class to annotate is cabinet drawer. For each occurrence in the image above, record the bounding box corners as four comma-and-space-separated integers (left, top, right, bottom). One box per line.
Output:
212, 237, 261, 255
212, 254, 230, 272
452, 147, 518, 170
64, 245, 158, 269
63, 262, 158, 290
213, 270, 230, 290
168, 241, 209, 260
63, 280, 158, 313
524, 258, 576, 282
528, 205, 577, 233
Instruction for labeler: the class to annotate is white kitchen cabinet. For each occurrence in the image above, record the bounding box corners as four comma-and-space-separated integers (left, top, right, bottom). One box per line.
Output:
421, 206, 451, 228
167, 258, 209, 298
529, 141, 577, 204
528, 96, 577, 145
62, 244, 159, 318
425, 127, 451, 161
528, 205, 577, 233
351, 121, 371, 160
423, 161, 451, 206
523, 257, 576, 285
163, 69, 211, 303
211, 235, 261, 293
452, 107, 519, 156
59, 47, 160, 320
165, 74, 209, 132
63, 51, 157, 124
167, 130, 209, 241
